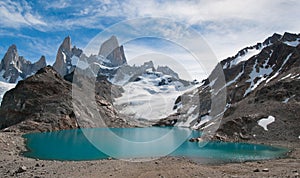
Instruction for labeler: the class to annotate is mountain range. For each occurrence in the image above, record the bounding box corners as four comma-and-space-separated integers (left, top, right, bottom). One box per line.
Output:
0, 35, 191, 131
0, 45, 46, 83
0, 32, 299, 143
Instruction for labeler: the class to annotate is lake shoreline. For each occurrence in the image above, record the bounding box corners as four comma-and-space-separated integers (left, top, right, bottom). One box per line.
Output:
0, 131, 299, 177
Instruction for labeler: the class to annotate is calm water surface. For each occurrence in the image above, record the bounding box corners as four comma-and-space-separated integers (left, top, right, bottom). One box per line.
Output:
22, 127, 288, 162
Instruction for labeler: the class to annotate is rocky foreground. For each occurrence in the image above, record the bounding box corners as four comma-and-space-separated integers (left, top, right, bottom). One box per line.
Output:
0, 131, 299, 178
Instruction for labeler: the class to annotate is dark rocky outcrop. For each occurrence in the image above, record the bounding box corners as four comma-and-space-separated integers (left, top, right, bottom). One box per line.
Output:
0, 66, 130, 133
0, 45, 46, 83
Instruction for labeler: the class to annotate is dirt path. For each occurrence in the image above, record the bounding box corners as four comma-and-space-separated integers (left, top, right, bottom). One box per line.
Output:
0, 131, 299, 178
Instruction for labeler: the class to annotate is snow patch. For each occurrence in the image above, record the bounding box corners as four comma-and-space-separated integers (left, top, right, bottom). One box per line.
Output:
282, 98, 290, 104
77, 60, 89, 69
191, 115, 212, 129
284, 38, 300, 47
0, 81, 16, 103
266, 53, 292, 83
93, 62, 118, 70
257, 116, 275, 131
71, 56, 79, 65
226, 66, 244, 86
187, 105, 197, 115
280, 73, 292, 81
223, 48, 262, 69
291, 74, 299, 79
244, 58, 273, 96
177, 113, 198, 127
62, 51, 67, 63
282, 95, 295, 103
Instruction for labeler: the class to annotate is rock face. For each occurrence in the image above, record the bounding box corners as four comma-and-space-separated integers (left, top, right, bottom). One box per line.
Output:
53, 35, 126, 77
53, 36, 82, 76
161, 32, 300, 142
98, 35, 127, 67
0, 45, 46, 83
0, 66, 130, 133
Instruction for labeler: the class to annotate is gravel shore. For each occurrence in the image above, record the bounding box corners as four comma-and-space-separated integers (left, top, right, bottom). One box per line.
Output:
0, 131, 299, 178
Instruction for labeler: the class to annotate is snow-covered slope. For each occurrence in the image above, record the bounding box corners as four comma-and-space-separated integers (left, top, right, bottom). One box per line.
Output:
114, 66, 196, 121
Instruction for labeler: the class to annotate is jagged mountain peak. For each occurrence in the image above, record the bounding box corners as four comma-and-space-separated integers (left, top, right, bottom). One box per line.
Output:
98, 35, 119, 56
7, 44, 17, 53
222, 32, 300, 70
53, 36, 82, 76
61, 36, 72, 52
262, 33, 282, 46
53, 35, 126, 77
281, 32, 300, 42
0, 45, 46, 83
98, 35, 127, 67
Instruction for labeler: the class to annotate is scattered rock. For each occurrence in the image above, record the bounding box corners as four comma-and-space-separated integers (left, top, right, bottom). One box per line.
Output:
262, 168, 269, 172
253, 168, 260, 172
16, 166, 27, 173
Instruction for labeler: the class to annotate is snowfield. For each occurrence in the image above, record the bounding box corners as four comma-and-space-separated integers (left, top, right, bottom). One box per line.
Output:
114, 70, 195, 121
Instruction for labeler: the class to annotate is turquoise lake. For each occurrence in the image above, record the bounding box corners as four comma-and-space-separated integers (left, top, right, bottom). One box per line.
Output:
22, 127, 288, 163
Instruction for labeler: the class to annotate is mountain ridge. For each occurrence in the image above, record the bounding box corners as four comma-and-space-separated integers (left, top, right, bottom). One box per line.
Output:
0, 45, 46, 83
157, 32, 300, 142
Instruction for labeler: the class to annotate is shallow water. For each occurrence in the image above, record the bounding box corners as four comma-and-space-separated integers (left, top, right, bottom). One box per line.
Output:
23, 127, 288, 162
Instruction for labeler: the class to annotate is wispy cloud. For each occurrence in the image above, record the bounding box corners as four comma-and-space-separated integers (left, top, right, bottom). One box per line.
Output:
0, 0, 46, 29
1, 0, 300, 77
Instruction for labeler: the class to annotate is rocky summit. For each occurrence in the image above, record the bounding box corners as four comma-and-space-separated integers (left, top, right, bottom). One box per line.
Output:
98, 35, 127, 67
53, 36, 83, 77
0, 66, 130, 133
159, 32, 300, 142
0, 45, 46, 83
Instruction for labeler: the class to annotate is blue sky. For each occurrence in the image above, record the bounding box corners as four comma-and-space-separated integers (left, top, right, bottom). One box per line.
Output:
1, 0, 300, 80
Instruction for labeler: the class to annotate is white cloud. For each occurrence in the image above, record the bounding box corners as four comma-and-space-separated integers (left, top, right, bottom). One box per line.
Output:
1, 0, 300, 75
123, 37, 212, 81
46, 0, 299, 60
0, 0, 46, 28
116, 0, 300, 59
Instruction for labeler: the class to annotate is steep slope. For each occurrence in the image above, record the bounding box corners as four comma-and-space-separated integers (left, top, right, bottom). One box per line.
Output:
0, 66, 130, 133
0, 45, 46, 83
53, 36, 83, 76
161, 32, 300, 142
98, 35, 127, 67
0, 45, 47, 103
53, 35, 126, 78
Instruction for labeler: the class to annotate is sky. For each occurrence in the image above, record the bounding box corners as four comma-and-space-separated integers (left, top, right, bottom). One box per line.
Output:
0, 0, 300, 80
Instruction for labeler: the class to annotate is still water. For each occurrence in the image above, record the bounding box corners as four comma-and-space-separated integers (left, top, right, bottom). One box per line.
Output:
23, 127, 288, 163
